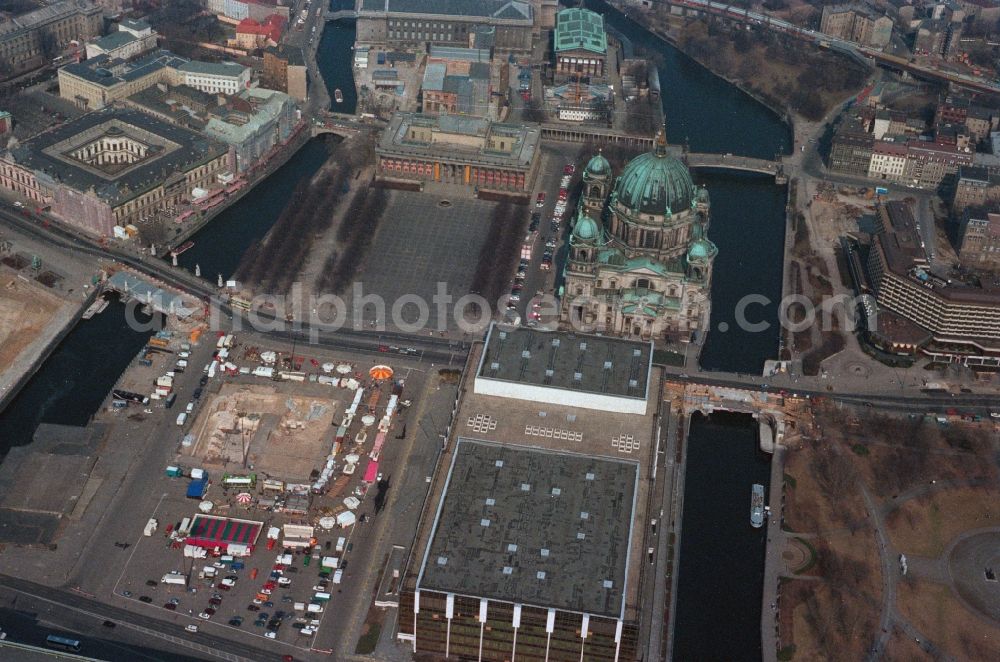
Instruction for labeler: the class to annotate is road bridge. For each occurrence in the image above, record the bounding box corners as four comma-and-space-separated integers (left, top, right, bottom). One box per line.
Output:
684, 152, 785, 180
324, 9, 357, 20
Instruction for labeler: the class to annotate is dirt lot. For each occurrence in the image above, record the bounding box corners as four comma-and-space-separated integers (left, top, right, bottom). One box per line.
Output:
887, 486, 1000, 558
0, 270, 67, 375
186, 383, 341, 480
897, 578, 1000, 660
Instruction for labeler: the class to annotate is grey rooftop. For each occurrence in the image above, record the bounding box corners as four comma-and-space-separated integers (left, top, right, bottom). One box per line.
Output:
417, 439, 638, 618
477, 325, 652, 400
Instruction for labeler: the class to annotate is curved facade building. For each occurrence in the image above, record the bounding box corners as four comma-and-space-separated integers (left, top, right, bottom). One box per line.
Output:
561, 132, 717, 343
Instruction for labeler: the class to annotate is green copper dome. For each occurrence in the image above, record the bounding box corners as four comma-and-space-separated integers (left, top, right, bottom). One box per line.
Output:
687, 237, 717, 261
613, 136, 696, 216
585, 152, 610, 176
572, 213, 600, 242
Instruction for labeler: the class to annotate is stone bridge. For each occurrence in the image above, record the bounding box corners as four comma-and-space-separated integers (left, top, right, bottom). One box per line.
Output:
324, 9, 357, 20
310, 113, 383, 139
683, 152, 787, 182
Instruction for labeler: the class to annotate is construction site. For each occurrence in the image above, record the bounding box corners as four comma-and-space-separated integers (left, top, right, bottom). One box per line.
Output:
185, 383, 341, 481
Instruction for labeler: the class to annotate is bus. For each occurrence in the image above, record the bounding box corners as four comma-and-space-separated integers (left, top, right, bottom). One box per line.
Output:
222, 473, 257, 488
46, 635, 81, 652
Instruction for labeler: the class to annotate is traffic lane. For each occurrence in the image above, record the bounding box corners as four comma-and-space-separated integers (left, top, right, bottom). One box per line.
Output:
1, 205, 472, 359
0, 596, 203, 662
666, 372, 1000, 411
512, 149, 578, 319
0, 575, 287, 662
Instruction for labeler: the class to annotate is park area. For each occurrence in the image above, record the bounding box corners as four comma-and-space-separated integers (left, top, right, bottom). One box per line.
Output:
775, 403, 1000, 661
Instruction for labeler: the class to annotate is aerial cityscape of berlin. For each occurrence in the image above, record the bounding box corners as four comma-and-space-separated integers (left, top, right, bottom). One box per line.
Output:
1, 1, 1000, 661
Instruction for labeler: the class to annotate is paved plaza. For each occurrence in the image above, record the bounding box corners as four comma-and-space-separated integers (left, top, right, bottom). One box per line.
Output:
347, 191, 498, 331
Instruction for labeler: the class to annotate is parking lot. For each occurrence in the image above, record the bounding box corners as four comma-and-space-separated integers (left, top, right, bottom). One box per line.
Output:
107, 333, 427, 653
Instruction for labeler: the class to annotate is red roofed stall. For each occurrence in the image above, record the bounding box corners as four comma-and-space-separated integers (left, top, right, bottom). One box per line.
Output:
186, 514, 262, 553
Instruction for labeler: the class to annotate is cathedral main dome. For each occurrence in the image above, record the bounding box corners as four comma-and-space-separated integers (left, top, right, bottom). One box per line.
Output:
613, 134, 696, 216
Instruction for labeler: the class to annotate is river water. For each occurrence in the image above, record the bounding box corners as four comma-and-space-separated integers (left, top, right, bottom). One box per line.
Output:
0, 297, 156, 456
672, 412, 772, 661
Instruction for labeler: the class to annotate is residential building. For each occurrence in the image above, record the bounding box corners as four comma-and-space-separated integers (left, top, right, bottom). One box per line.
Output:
820, 4, 893, 49
904, 139, 973, 190
203, 88, 297, 172
872, 108, 907, 139
868, 139, 909, 182
398, 323, 658, 660
177, 61, 251, 95
958, 207, 1000, 269
0, 0, 103, 76
206, 0, 291, 23
233, 14, 285, 50
85, 20, 158, 60
560, 135, 716, 342
375, 112, 540, 192
553, 7, 608, 82
355, 0, 534, 53
934, 121, 971, 150
865, 201, 1000, 362
829, 127, 874, 177
914, 17, 962, 57
262, 44, 307, 102
953, 165, 1000, 211
0, 107, 230, 235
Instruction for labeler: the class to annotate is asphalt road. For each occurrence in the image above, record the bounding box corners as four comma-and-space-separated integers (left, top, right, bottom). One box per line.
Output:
0, 574, 278, 662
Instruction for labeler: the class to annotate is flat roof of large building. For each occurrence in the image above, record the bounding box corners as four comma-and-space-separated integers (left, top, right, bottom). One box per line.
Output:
8, 107, 227, 207
61, 49, 189, 88
358, 0, 532, 22
477, 324, 652, 401
178, 60, 248, 78
417, 439, 638, 618
377, 112, 539, 170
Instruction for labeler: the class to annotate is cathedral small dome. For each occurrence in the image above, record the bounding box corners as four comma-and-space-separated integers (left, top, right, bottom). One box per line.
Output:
687, 237, 717, 261
585, 152, 611, 177
572, 213, 600, 242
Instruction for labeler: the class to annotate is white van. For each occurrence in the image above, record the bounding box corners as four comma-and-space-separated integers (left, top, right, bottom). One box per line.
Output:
335, 536, 346, 553
332, 569, 343, 584
176, 412, 187, 426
